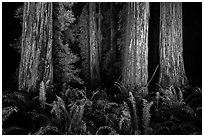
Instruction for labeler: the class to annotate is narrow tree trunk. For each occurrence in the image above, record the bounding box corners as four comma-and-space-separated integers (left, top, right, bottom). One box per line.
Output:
122, 3, 149, 95
97, 3, 103, 83
89, 3, 101, 88
110, 3, 117, 63
110, 3, 115, 51
159, 2, 186, 88
18, 2, 53, 92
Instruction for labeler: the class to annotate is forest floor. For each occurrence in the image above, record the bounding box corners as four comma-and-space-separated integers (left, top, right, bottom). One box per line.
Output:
2, 82, 202, 135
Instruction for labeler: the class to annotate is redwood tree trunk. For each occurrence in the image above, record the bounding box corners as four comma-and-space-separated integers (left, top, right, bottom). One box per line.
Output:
18, 2, 53, 92
110, 3, 115, 52
89, 3, 101, 88
122, 2, 149, 95
159, 2, 186, 88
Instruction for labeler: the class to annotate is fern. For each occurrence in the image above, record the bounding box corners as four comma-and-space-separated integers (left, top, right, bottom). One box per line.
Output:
153, 118, 200, 135
51, 95, 69, 121
50, 95, 71, 134
113, 81, 141, 134
69, 100, 85, 123
33, 126, 60, 135
2, 91, 29, 108
114, 81, 129, 99
39, 81, 46, 109
3, 126, 24, 135
172, 104, 199, 121
118, 102, 132, 134
178, 87, 184, 102
96, 126, 118, 135
2, 106, 18, 124
155, 125, 170, 135
127, 91, 140, 134
158, 85, 185, 108
177, 121, 201, 134
26, 111, 52, 132
185, 87, 201, 106
68, 98, 91, 134
142, 99, 153, 135
91, 89, 107, 100
2, 92, 18, 107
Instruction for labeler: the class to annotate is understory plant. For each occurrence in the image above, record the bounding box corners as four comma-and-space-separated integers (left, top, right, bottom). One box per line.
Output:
2, 80, 202, 135
151, 84, 202, 135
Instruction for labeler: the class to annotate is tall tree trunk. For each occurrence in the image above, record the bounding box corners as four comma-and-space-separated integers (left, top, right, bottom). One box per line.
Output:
97, 3, 103, 84
159, 2, 186, 88
18, 2, 53, 92
78, 4, 90, 86
110, 3, 115, 52
89, 3, 101, 88
122, 2, 149, 95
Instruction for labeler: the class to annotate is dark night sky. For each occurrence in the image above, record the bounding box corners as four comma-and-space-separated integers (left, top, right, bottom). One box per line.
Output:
2, 2, 202, 90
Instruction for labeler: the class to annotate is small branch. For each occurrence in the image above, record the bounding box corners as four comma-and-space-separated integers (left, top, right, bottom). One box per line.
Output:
147, 65, 159, 86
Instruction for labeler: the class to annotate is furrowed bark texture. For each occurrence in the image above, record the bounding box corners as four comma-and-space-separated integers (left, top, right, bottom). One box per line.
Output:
159, 3, 186, 88
110, 3, 116, 52
122, 3, 149, 92
78, 4, 90, 85
89, 3, 101, 88
97, 3, 103, 64
18, 2, 53, 92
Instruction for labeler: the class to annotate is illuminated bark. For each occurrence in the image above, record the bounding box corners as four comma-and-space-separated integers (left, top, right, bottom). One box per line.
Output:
159, 2, 186, 88
18, 2, 53, 92
122, 2, 149, 95
89, 3, 101, 88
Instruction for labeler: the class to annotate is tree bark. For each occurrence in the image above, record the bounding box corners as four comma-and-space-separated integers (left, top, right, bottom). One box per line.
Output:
97, 2, 103, 83
78, 4, 90, 86
159, 2, 186, 88
110, 3, 115, 52
89, 3, 101, 88
18, 2, 53, 92
122, 3, 149, 95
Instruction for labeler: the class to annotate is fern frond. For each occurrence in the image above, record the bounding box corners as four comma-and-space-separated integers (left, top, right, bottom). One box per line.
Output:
177, 121, 201, 134
118, 102, 132, 134
33, 126, 60, 135
142, 99, 153, 135
185, 87, 202, 108
69, 99, 86, 124
114, 81, 127, 93
2, 126, 24, 135
114, 81, 129, 99
91, 90, 100, 100
2, 98, 17, 107
3, 91, 29, 107
178, 87, 184, 102
96, 126, 118, 135
39, 81, 46, 109
26, 111, 51, 128
155, 125, 170, 135
68, 98, 92, 134
2, 106, 18, 124
176, 104, 198, 120
127, 91, 140, 134
76, 88, 87, 99
51, 95, 69, 122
